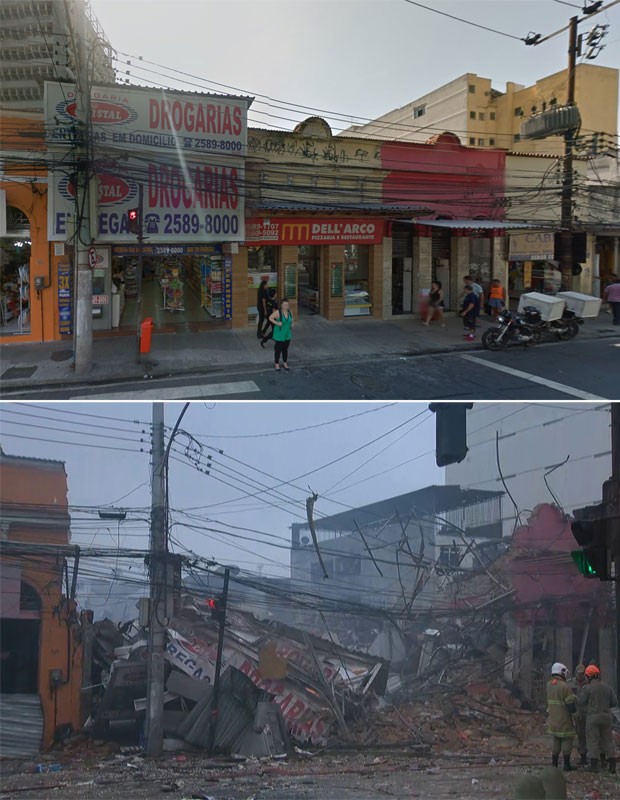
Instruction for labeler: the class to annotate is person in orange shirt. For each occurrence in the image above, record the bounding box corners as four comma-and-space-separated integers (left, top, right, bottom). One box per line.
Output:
488, 278, 505, 320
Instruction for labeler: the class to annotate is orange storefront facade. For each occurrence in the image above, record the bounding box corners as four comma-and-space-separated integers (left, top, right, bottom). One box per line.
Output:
0, 451, 83, 754
1, 112, 68, 345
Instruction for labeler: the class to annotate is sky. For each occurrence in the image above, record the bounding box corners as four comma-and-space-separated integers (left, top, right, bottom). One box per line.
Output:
90, 0, 620, 134
0, 401, 443, 577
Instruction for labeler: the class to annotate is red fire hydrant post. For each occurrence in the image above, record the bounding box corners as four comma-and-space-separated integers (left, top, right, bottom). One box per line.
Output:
139, 317, 154, 354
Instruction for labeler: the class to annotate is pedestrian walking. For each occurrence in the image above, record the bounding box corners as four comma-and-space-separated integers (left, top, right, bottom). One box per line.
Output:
270, 297, 293, 371
578, 664, 618, 773
603, 276, 620, 325
545, 662, 577, 772
422, 281, 445, 326
567, 664, 588, 765
260, 290, 278, 348
488, 278, 505, 320
256, 279, 270, 338
460, 283, 480, 340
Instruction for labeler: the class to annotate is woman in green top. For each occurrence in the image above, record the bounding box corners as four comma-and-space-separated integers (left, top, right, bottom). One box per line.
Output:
269, 298, 293, 371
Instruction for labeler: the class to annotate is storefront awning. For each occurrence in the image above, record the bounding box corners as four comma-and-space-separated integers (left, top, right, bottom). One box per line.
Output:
411, 219, 543, 230
255, 202, 431, 214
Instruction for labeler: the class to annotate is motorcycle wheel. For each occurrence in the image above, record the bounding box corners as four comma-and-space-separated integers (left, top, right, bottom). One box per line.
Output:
482, 328, 508, 351
564, 320, 580, 339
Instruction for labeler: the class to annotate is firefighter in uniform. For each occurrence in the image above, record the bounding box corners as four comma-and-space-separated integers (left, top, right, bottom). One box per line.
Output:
546, 662, 577, 771
578, 664, 618, 774
567, 664, 588, 765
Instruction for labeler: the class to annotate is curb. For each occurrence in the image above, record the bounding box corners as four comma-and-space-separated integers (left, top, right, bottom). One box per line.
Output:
2, 329, 618, 396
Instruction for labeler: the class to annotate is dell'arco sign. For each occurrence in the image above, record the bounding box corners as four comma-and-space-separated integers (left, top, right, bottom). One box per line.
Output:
45, 82, 251, 243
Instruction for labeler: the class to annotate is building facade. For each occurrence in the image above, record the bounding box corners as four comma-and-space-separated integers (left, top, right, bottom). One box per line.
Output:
289, 485, 504, 613
445, 403, 612, 537
0, 450, 84, 755
0, 0, 114, 110
343, 65, 619, 156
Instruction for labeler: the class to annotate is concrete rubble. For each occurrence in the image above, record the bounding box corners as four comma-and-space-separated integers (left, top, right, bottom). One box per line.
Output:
85, 595, 388, 756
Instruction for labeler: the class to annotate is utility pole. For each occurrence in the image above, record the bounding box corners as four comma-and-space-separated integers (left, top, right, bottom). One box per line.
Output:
207, 567, 230, 755
559, 15, 579, 292
603, 403, 620, 694
68, 1, 93, 374
135, 184, 145, 363
146, 403, 166, 757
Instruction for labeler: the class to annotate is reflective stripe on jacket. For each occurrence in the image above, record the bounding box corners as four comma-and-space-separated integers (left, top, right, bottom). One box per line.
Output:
546, 678, 576, 738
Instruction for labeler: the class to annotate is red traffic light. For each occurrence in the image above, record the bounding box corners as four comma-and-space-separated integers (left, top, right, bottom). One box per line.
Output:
127, 208, 140, 236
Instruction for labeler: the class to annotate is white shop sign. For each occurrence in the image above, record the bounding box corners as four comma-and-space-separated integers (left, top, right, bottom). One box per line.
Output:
44, 82, 249, 243
508, 231, 555, 261
48, 157, 244, 243
44, 82, 248, 154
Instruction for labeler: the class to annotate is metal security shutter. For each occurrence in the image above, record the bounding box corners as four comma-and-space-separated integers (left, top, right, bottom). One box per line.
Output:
0, 694, 43, 756
432, 229, 451, 261
391, 230, 412, 259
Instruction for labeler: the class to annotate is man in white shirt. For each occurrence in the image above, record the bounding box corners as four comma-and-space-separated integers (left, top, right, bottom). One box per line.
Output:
463, 274, 484, 310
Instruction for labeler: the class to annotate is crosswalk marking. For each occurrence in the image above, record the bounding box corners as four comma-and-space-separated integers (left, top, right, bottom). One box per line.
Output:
72, 380, 261, 400
460, 355, 606, 400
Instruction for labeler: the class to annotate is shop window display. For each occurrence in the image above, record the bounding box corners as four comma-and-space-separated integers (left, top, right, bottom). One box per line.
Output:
0, 238, 31, 335
297, 245, 320, 313
344, 244, 371, 316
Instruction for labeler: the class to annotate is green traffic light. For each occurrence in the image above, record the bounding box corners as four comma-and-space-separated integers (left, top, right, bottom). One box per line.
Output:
571, 549, 597, 577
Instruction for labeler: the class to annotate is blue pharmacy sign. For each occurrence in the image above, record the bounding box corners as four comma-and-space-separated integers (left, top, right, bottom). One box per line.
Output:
222, 256, 233, 320
58, 262, 72, 335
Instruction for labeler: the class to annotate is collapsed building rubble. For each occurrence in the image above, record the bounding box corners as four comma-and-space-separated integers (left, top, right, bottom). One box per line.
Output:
87, 594, 388, 755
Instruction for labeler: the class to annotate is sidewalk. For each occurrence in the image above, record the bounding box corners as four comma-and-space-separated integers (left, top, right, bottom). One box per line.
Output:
1, 311, 618, 393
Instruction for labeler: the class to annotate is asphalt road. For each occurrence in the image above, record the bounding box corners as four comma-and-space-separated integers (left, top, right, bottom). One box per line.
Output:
4, 336, 619, 400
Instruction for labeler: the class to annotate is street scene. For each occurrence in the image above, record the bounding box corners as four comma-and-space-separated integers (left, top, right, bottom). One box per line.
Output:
0, 401, 619, 799
0, 1, 619, 397
1, 0, 620, 798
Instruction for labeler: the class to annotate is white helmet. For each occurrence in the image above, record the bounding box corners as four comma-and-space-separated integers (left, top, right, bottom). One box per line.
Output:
552, 662, 569, 679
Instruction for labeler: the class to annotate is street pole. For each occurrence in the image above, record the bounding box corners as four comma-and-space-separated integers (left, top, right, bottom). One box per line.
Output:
559, 16, 579, 292
135, 183, 144, 364
609, 403, 620, 695
68, 1, 93, 374
146, 403, 166, 757
208, 567, 230, 755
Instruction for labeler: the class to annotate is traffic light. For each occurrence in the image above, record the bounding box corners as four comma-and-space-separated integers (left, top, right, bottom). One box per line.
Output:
429, 403, 473, 467
570, 516, 612, 581
207, 595, 226, 623
127, 208, 140, 236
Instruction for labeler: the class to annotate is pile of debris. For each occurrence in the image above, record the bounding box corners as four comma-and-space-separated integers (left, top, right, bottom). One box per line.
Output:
351, 657, 544, 753
86, 596, 388, 756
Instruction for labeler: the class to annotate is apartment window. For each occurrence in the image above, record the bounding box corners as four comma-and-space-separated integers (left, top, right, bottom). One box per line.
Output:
469, 137, 475, 145
514, 133, 521, 142
469, 111, 476, 120
469, 84, 476, 93
514, 107, 523, 117
489, 138, 495, 146
490, 111, 496, 120
439, 545, 461, 568
478, 138, 485, 146
479, 112, 485, 121
413, 104, 426, 118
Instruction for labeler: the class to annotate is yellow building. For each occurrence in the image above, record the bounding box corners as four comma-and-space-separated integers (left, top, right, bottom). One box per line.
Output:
344, 65, 618, 156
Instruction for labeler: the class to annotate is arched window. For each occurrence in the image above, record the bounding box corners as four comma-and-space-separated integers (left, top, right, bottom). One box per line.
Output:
20, 582, 41, 612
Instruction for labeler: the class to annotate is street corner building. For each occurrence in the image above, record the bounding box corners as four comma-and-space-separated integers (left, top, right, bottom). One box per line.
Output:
0, 448, 84, 757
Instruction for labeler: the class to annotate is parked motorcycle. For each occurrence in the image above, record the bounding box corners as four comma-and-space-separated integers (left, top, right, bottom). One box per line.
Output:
553, 308, 582, 340
482, 309, 536, 350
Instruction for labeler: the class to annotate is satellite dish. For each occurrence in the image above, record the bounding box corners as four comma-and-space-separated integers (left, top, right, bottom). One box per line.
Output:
301, 536, 310, 545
